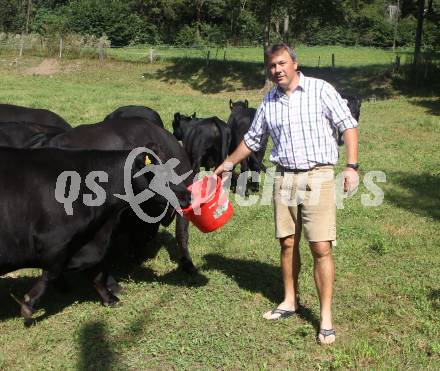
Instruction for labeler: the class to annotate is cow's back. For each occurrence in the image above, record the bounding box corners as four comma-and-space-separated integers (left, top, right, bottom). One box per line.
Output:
0, 104, 71, 130
104, 106, 164, 128
48, 118, 193, 185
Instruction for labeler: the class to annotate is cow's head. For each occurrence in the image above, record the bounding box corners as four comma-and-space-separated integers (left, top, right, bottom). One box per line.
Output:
131, 143, 192, 221
172, 112, 198, 141
229, 99, 249, 111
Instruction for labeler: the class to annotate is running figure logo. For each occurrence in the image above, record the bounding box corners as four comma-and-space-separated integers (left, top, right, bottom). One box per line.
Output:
115, 147, 192, 223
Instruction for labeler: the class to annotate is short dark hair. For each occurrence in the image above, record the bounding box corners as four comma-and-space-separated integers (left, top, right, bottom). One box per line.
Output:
264, 44, 297, 64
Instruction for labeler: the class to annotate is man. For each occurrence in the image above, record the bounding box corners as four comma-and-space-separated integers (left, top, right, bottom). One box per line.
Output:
214, 44, 359, 345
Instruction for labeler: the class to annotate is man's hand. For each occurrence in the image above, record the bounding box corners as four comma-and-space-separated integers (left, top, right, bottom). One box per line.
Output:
214, 161, 233, 177
343, 167, 359, 193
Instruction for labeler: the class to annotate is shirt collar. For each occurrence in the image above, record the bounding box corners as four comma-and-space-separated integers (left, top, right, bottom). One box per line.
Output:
273, 71, 306, 99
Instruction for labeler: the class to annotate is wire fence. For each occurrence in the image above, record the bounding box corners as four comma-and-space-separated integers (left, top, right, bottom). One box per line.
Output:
1, 32, 439, 79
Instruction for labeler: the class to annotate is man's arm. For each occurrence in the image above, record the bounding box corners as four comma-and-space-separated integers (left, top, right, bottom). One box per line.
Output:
214, 140, 252, 175
343, 127, 359, 192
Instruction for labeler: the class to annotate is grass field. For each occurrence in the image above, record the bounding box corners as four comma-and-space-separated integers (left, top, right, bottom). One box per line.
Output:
0, 49, 439, 370
106, 45, 407, 67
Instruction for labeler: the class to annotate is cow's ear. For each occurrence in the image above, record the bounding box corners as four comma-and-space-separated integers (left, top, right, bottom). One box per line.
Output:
145, 143, 165, 164
191, 112, 196, 118
174, 112, 180, 121
245, 99, 249, 108
229, 99, 233, 110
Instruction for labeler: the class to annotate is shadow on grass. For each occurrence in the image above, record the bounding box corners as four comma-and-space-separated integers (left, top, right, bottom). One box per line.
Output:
77, 321, 116, 371
151, 57, 433, 99
75, 289, 176, 370
386, 172, 440, 220
201, 253, 319, 328
153, 58, 264, 93
0, 230, 208, 322
428, 289, 440, 310
409, 98, 440, 116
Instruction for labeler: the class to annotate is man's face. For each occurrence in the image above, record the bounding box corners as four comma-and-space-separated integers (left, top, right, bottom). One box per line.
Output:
268, 50, 298, 90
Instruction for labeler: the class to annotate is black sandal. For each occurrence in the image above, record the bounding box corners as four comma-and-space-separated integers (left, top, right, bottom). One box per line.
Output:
317, 328, 336, 344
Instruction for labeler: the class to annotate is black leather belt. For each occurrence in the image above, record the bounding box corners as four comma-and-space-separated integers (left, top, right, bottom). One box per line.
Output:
276, 165, 310, 175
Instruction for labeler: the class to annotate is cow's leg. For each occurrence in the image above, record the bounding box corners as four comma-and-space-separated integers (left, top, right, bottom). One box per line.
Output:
238, 160, 250, 197
175, 215, 196, 272
249, 157, 262, 193
87, 266, 119, 307
250, 168, 261, 193
21, 270, 59, 319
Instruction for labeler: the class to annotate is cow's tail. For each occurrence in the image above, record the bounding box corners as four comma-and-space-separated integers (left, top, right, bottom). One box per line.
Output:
214, 117, 231, 163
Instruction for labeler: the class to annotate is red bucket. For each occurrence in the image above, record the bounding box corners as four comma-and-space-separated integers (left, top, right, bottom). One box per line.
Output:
181, 175, 233, 233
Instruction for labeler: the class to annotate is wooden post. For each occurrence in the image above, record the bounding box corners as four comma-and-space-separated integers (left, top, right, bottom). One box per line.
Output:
19, 34, 24, 58
318, 56, 320, 68
395, 55, 400, 71
223, 50, 226, 61
98, 36, 104, 62
149, 48, 154, 63
206, 50, 210, 65
332, 53, 335, 68
215, 48, 219, 60
59, 37, 63, 59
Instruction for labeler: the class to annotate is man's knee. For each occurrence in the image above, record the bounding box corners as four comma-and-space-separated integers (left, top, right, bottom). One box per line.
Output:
280, 234, 300, 251
310, 241, 332, 259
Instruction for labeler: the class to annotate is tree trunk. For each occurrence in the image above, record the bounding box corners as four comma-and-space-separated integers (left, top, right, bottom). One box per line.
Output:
414, 0, 425, 65
283, 15, 289, 44
427, 0, 433, 14
262, 0, 272, 89
19, 0, 32, 58
196, 0, 205, 39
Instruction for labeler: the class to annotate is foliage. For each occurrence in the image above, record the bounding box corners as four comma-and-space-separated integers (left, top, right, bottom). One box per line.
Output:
175, 25, 203, 47
0, 0, 438, 49
66, 0, 145, 46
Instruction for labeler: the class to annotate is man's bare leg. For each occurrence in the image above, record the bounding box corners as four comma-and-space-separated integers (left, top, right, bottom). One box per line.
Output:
263, 234, 301, 319
310, 241, 335, 344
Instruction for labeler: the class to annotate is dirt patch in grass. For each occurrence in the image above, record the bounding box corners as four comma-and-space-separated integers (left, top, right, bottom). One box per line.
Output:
382, 223, 417, 237
24, 58, 60, 75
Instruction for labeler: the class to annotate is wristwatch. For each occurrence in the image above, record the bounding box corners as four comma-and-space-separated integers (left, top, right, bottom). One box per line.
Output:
346, 163, 359, 170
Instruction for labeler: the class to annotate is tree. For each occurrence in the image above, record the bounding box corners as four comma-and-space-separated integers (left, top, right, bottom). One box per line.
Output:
414, 0, 425, 64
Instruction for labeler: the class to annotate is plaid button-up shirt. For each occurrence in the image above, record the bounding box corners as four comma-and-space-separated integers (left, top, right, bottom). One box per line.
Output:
244, 72, 358, 170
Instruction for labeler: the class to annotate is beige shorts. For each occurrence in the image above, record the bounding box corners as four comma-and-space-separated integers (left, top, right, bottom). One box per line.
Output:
273, 166, 336, 242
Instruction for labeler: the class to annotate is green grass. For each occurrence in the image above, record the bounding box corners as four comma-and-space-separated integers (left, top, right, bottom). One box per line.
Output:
107, 45, 409, 68
0, 50, 439, 370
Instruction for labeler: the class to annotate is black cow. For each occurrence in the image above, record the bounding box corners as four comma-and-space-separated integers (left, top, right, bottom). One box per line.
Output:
104, 105, 164, 128
0, 103, 71, 130
0, 146, 191, 319
227, 99, 268, 195
0, 121, 66, 147
45, 117, 197, 272
172, 112, 231, 174
338, 95, 362, 145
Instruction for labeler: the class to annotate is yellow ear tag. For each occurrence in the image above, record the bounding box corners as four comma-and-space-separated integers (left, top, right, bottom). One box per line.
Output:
144, 155, 152, 166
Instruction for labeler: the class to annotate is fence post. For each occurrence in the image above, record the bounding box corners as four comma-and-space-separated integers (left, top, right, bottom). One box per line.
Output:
394, 55, 400, 72
59, 37, 63, 59
206, 50, 210, 66
98, 36, 104, 62
19, 33, 25, 58
149, 48, 154, 63
332, 53, 335, 68
223, 50, 226, 61
318, 56, 320, 68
